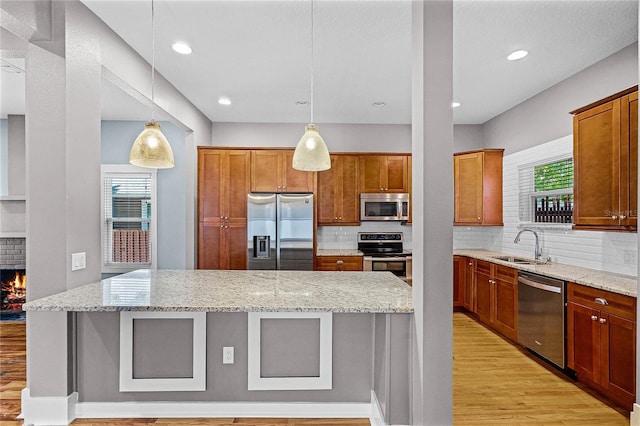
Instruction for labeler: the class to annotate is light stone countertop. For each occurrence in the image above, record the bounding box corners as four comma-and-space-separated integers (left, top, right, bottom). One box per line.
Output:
22, 269, 413, 313
455, 249, 637, 298
316, 249, 363, 256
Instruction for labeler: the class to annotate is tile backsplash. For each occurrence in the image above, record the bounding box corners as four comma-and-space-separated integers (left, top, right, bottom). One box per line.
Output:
318, 222, 412, 250
454, 135, 639, 277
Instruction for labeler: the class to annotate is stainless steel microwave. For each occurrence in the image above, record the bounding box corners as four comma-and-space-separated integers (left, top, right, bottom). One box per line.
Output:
360, 193, 410, 221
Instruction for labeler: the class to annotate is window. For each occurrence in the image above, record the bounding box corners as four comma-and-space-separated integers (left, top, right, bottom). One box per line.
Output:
101, 165, 157, 273
519, 157, 573, 224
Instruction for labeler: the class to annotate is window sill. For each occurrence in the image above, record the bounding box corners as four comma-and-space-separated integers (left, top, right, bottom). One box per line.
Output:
517, 223, 573, 231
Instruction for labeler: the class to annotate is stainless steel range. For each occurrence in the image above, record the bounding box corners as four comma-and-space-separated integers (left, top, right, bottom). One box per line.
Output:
358, 232, 412, 284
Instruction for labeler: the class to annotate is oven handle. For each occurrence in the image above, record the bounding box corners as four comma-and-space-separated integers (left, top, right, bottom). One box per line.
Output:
368, 256, 409, 262
518, 276, 562, 294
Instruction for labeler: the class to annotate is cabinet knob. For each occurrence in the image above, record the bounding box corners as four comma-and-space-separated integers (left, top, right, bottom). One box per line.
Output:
380, 188, 384, 191
221, 216, 224, 219
338, 216, 342, 220
599, 318, 607, 324
477, 217, 481, 222
591, 315, 598, 321
611, 215, 618, 220
224, 216, 229, 220
336, 260, 344, 265
224, 225, 229, 229
468, 262, 472, 266
335, 217, 339, 220
620, 215, 627, 220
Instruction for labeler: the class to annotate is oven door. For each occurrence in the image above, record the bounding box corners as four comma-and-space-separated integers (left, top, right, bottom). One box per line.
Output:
363, 256, 408, 279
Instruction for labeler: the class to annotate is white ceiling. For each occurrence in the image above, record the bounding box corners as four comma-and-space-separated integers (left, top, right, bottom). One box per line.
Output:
1, 1, 638, 125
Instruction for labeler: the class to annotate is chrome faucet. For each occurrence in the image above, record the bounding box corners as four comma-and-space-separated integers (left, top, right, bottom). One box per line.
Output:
514, 228, 542, 260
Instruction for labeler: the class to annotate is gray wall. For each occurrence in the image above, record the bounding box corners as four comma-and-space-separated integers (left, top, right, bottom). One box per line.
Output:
0, 119, 6, 195
453, 124, 483, 153
101, 120, 187, 269
483, 42, 638, 154
76, 312, 389, 403
212, 122, 411, 152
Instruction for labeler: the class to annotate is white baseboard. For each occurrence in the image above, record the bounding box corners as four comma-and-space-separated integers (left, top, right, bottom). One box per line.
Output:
21, 388, 77, 425
370, 391, 386, 426
76, 401, 371, 419
631, 403, 640, 426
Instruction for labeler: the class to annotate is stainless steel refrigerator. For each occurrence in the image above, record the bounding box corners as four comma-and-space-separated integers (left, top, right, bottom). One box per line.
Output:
247, 193, 314, 270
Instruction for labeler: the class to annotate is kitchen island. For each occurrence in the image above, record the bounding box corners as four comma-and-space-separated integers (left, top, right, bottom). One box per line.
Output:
22, 269, 413, 425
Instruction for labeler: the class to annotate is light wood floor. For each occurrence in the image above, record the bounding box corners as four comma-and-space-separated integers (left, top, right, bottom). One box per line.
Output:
1, 315, 632, 425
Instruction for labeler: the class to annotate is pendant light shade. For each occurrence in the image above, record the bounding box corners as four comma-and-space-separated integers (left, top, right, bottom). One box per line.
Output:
293, 124, 330, 171
292, 0, 331, 172
129, 0, 175, 169
129, 119, 175, 169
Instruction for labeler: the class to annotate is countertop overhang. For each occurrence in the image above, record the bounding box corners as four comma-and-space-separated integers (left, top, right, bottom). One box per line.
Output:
22, 269, 414, 313
455, 249, 637, 298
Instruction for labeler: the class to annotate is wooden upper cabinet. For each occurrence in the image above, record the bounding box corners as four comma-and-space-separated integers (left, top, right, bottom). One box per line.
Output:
453, 149, 504, 226
571, 86, 638, 231
197, 148, 250, 270
318, 155, 360, 225
359, 155, 408, 193
251, 150, 315, 193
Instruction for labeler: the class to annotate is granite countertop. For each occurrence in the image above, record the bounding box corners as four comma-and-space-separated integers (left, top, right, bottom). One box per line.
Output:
316, 249, 363, 256
455, 249, 637, 298
22, 269, 413, 314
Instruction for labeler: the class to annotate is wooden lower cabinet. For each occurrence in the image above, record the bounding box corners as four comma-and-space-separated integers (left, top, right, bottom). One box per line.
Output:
453, 256, 465, 308
472, 260, 517, 341
567, 282, 636, 410
462, 258, 475, 311
316, 256, 363, 271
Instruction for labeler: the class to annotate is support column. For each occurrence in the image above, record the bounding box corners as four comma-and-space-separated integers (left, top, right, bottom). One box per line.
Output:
411, 0, 454, 424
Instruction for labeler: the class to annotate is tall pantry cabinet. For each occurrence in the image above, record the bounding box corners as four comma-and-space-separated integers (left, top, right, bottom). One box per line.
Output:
198, 148, 250, 269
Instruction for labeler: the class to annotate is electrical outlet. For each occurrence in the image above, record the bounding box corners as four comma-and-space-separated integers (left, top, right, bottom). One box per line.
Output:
71, 252, 86, 271
223, 346, 234, 364
624, 250, 637, 265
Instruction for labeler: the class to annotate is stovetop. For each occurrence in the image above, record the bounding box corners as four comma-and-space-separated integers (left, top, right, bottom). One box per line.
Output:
357, 232, 409, 257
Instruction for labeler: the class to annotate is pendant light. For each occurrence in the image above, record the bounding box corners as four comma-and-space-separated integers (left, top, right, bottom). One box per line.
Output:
129, 0, 175, 169
292, 0, 331, 172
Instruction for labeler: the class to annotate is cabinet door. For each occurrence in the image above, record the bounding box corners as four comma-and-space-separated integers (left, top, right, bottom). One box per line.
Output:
462, 258, 475, 311
621, 92, 638, 228
602, 313, 636, 409
360, 156, 386, 193
475, 262, 492, 324
198, 149, 224, 220
251, 150, 282, 192
226, 151, 251, 221
567, 301, 600, 384
223, 224, 247, 270
491, 266, 517, 341
198, 222, 222, 269
453, 256, 465, 308
338, 155, 360, 223
317, 157, 338, 224
454, 152, 483, 224
573, 100, 621, 226
385, 156, 408, 192
283, 151, 315, 192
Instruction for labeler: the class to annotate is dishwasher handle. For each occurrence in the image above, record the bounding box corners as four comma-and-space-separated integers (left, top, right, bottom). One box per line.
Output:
518, 276, 562, 294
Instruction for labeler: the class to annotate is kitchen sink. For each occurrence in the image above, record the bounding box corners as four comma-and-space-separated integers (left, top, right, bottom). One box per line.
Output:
492, 255, 549, 265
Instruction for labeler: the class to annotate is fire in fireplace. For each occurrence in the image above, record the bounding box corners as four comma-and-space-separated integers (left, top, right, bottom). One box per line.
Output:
1, 269, 26, 321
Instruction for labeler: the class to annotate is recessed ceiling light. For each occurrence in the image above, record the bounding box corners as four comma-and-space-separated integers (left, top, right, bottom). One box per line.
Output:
218, 97, 231, 106
452, 102, 461, 108
507, 50, 528, 61
296, 101, 309, 106
372, 101, 386, 107
172, 42, 192, 55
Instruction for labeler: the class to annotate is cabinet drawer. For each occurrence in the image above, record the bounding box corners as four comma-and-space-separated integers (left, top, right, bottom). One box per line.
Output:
567, 282, 636, 321
316, 256, 363, 271
476, 260, 491, 276
494, 264, 517, 282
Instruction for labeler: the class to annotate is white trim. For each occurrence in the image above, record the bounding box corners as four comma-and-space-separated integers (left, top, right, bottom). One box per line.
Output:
247, 311, 333, 391
119, 311, 206, 392
75, 401, 371, 418
631, 403, 640, 426
370, 390, 386, 426
21, 388, 77, 425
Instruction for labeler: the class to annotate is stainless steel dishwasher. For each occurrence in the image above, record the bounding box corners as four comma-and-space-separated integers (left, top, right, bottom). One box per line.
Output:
517, 271, 566, 368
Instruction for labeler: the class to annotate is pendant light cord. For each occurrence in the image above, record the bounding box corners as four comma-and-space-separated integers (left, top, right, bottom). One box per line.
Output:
310, 0, 314, 124
151, 0, 156, 121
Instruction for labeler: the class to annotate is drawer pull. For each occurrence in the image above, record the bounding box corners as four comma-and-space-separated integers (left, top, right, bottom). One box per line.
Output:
599, 318, 607, 324
336, 260, 344, 265
594, 297, 608, 306
591, 315, 598, 321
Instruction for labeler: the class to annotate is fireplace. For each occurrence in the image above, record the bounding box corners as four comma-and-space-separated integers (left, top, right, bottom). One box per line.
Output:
1, 269, 26, 321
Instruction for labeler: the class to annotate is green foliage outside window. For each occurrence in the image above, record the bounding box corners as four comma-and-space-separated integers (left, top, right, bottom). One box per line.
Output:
534, 159, 573, 192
